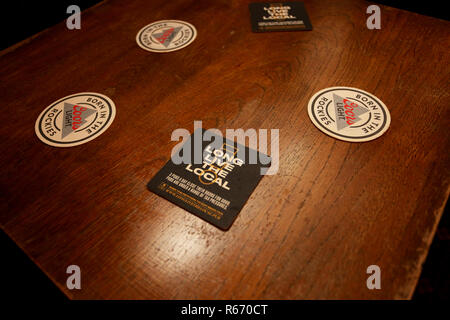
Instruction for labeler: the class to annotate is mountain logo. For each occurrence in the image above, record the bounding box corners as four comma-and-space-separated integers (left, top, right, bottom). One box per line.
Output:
136, 20, 197, 53
35, 93, 116, 147
307, 87, 391, 142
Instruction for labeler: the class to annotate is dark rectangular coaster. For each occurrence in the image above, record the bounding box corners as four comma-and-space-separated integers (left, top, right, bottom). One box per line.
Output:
147, 129, 271, 230
249, 2, 313, 32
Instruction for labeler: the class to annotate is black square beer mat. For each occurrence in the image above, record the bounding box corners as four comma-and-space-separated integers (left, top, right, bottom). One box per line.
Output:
249, 2, 313, 32
147, 129, 271, 230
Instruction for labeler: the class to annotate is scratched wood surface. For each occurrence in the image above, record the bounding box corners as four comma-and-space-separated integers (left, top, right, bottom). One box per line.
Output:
0, 0, 449, 299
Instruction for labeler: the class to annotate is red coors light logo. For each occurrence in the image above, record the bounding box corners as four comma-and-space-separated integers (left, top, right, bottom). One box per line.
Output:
155, 27, 174, 44
71, 105, 88, 130
343, 98, 358, 126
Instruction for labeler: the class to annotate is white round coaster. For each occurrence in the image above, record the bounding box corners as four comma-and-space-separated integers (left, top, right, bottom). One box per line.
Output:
35, 92, 116, 147
136, 20, 197, 53
307, 87, 391, 142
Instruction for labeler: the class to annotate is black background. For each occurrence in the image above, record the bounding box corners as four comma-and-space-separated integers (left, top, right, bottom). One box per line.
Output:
0, 1, 448, 50
1, 0, 448, 302
0, 1, 102, 50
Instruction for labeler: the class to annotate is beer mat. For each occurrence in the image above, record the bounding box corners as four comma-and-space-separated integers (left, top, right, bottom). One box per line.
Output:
147, 129, 271, 230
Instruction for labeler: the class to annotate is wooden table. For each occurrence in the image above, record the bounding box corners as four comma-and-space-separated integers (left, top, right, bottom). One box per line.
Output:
1, 0, 449, 299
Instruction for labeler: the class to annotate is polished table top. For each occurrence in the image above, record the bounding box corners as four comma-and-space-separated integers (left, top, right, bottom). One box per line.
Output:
1, 0, 449, 299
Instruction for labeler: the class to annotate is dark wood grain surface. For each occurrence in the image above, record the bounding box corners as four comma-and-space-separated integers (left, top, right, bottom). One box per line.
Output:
1, 0, 449, 299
